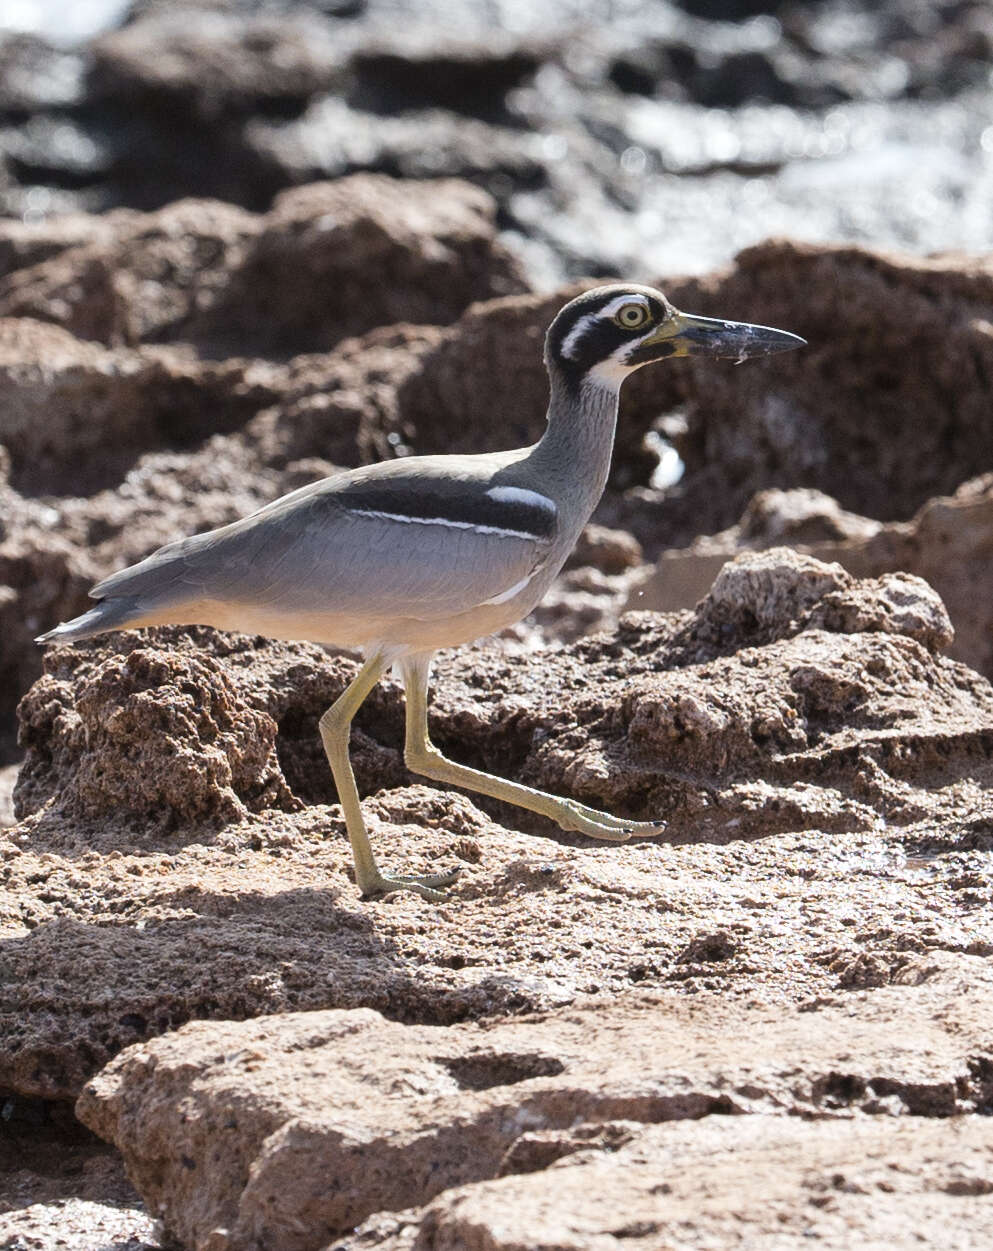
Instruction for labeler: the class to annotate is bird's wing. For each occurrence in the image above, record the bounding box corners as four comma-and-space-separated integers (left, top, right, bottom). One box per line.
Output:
90, 461, 559, 623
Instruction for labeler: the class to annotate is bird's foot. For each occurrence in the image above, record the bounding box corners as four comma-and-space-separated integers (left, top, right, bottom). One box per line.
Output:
358, 865, 461, 902
555, 799, 666, 842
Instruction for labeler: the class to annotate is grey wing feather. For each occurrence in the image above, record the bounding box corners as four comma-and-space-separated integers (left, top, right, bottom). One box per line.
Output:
90, 476, 551, 621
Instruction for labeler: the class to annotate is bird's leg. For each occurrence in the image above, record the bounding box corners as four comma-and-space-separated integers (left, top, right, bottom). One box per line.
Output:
401, 656, 663, 842
319, 654, 459, 901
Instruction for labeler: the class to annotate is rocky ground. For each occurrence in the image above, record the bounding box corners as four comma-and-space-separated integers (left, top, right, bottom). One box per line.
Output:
3, 0, 993, 1248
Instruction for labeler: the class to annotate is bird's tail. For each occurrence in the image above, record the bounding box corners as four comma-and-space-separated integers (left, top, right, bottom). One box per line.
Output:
36, 596, 147, 646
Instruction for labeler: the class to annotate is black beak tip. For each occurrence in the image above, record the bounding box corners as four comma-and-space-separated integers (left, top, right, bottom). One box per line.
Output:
773, 331, 807, 354
742, 327, 807, 359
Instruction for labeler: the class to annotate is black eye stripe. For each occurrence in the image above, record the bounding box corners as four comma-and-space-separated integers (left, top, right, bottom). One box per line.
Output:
545, 289, 673, 390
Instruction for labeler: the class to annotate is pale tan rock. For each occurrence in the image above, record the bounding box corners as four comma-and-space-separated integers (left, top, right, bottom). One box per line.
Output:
630, 477, 993, 675
77, 976, 993, 1251
402, 1117, 993, 1251
0, 1198, 159, 1251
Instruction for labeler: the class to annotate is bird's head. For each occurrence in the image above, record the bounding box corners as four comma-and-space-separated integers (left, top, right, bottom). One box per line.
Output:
545, 283, 805, 391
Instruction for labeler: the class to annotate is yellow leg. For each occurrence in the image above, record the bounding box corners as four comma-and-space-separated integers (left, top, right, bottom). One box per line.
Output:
319, 653, 458, 901
400, 655, 664, 842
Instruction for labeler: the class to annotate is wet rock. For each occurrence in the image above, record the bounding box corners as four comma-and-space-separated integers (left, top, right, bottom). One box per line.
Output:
246, 97, 548, 205
89, 10, 345, 121
1, 0, 991, 274
0, 33, 85, 114
0, 175, 526, 355
0, 210, 132, 281
349, 35, 544, 116
76, 978, 993, 1249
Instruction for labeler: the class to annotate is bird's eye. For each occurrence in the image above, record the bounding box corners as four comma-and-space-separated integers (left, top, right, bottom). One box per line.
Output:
615, 303, 650, 330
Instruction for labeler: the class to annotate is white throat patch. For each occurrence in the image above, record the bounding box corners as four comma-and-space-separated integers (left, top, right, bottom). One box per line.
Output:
586, 340, 640, 389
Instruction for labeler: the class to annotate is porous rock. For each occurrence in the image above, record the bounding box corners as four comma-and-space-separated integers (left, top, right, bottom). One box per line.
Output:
5, 551, 993, 1104
0, 316, 282, 494
14, 551, 971, 842
203, 177, 527, 357
633, 476, 993, 676
8, 238, 990, 771
397, 1116, 993, 1251
76, 977, 993, 1251
0, 319, 442, 763
16, 640, 297, 830
14, 629, 396, 828
89, 10, 344, 121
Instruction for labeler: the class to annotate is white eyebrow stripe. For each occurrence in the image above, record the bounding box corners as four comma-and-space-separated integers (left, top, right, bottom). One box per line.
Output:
345, 506, 548, 543
595, 293, 650, 321
560, 311, 600, 360
559, 294, 652, 360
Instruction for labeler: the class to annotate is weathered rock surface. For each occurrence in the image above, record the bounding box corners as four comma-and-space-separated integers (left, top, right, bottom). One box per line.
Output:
633, 475, 993, 678
77, 977, 993, 1250
4, 552, 993, 1107
0, 316, 282, 493
368, 1117, 993, 1251
2, 3, 992, 1241
0, 170, 525, 761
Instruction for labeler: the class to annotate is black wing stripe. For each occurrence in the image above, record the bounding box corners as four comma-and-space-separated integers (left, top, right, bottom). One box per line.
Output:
336, 482, 557, 541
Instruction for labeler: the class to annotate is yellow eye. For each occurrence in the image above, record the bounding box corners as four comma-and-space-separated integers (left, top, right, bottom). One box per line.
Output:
615, 302, 650, 330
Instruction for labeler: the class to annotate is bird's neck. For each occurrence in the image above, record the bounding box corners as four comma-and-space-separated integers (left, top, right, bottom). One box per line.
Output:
529, 371, 621, 524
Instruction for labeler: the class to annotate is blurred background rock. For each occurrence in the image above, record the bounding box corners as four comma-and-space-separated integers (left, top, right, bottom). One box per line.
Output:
2, 0, 992, 282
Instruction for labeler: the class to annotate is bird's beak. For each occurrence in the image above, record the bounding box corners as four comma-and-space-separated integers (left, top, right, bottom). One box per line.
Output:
631, 311, 806, 364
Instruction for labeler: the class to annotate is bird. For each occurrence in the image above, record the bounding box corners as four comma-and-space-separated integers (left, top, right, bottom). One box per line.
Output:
38, 284, 804, 901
